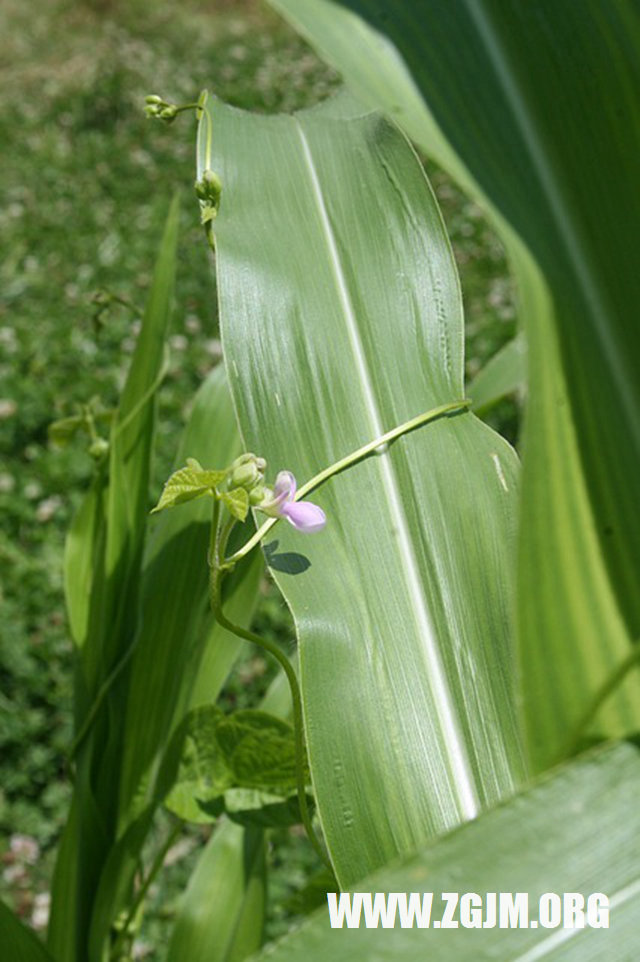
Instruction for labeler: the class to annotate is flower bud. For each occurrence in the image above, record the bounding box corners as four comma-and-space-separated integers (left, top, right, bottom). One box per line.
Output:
145, 94, 163, 105
249, 484, 270, 506
228, 453, 266, 491
194, 170, 222, 204
89, 438, 109, 460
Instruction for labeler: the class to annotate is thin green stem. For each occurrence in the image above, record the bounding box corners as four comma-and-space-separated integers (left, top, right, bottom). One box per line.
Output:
174, 102, 201, 114
217, 515, 236, 565
208, 497, 222, 611
225, 397, 471, 566
110, 820, 182, 961
204, 220, 216, 253
211, 580, 328, 868
108, 292, 143, 318
561, 642, 640, 760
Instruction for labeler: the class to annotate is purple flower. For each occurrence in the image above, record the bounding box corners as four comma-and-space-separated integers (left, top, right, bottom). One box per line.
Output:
260, 471, 326, 533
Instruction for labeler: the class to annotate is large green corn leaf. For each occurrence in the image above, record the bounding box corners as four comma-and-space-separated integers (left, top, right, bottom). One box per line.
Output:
201, 92, 525, 885
246, 742, 640, 960
269, 0, 640, 771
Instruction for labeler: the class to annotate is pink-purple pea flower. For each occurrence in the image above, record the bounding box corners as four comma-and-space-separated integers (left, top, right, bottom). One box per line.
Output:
259, 471, 326, 533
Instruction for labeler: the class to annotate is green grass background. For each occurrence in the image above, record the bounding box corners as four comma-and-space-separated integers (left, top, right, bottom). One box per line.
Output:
0, 0, 517, 948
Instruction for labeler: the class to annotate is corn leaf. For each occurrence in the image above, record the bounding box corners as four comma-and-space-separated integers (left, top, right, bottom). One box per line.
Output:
467, 333, 527, 414
269, 0, 640, 774
246, 742, 640, 960
49, 197, 181, 962
201, 92, 525, 885
0, 901, 57, 962
167, 820, 265, 962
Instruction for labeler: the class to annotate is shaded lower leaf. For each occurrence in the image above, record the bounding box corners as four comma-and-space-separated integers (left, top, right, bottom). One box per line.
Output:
165, 706, 232, 823
468, 332, 527, 413
1, 901, 57, 962
218, 787, 311, 830
217, 710, 299, 793
167, 819, 265, 962
164, 707, 300, 824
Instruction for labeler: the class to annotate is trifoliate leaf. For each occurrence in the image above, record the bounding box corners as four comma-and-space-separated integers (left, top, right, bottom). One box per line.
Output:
220, 486, 250, 522
216, 710, 300, 793
151, 462, 227, 513
219, 787, 310, 829
164, 706, 232, 823
163, 707, 303, 825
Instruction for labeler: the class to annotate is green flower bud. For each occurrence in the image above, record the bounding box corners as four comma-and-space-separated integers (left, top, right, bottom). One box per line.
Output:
89, 437, 109, 460
194, 169, 222, 204
145, 94, 163, 105
202, 169, 222, 191
228, 453, 266, 492
159, 106, 178, 122
249, 484, 270, 506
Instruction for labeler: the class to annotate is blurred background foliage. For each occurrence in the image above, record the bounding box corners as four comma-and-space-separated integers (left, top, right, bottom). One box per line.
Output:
0, 0, 517, 949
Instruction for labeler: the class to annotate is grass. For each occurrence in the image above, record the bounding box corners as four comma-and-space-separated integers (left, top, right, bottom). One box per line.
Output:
0, 0, 517, 948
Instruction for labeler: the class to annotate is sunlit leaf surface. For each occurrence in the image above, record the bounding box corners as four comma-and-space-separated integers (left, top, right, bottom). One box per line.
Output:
269, 0, 640, 773
202, 92, 525, 885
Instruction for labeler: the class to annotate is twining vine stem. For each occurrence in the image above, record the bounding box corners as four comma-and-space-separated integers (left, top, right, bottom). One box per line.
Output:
208, 397, 473, 867
224, 398, 472, 568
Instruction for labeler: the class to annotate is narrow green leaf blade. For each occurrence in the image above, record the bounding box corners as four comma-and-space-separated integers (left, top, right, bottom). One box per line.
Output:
467, 332, 527, 413
87, 366, 263, 956
97, 192, 180, 682
167, 820, 265, 962
63, 467, 107, 651
0, 902, 57, 962
204, 94, 525, 885
117, 364, 263, 826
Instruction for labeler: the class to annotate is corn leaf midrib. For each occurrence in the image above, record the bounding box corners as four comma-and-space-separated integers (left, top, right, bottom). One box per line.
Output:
293, 115, 479, 818
208, 93, 524, 883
